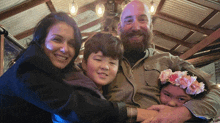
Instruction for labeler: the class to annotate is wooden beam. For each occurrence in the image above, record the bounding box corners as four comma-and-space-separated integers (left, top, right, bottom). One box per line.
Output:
180, 28, 220, 59
115, 0, 125, 4
198, 10, 219, 27
170, 9, 218, 52
154, 45, 169, 52
154, 13, 214, 35
186, 52, 220, 67
14, 28, 35, 40
170, 30, 195, 52
46, 0, 56, 13
0, 0, 50, 21
0, 34, 4, 76
155, 0, 166, 14
153, 30, 193, 48
81, 32, 97, 37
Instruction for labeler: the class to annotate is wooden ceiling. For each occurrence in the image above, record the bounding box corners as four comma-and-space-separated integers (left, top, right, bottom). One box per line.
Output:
0, 0, 220, 68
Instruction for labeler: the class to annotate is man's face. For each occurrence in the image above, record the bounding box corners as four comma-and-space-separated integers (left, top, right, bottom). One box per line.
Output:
119, 1, 152, 54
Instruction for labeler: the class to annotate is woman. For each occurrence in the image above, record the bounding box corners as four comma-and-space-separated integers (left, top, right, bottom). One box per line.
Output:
0, 12, 129, 123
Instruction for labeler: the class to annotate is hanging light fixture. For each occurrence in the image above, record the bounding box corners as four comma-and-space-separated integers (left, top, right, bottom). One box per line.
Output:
95, 3, 105, 17
121, 0, 130, 10
69, 0, 78, 16
106, 0, 116, 16
150, 0, 156, 15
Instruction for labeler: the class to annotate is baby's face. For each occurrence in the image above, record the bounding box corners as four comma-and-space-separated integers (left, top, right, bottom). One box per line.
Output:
82, 51, 119, 89
160, 84, 192, 107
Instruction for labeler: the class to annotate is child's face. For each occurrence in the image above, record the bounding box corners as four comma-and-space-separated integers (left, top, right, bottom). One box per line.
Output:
160, 84, 192, 107
82, 51, 119, 89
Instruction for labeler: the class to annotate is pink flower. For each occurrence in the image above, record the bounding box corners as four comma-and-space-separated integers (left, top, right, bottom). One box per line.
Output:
186, 81, 205, 95
168, 73, 179, 84
179, 75, 194, 89
159, 69, 172, 84
172, 71, 187, 85
159, 69, 206, 95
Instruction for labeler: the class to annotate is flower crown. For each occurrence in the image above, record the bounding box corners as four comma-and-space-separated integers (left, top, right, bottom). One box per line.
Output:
159, 69, 205, 95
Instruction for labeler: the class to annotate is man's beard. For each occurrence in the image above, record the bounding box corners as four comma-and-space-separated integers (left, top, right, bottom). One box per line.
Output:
120, 28, 153, 56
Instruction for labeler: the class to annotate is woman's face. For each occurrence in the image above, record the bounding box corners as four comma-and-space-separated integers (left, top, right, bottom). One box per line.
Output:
43, 22, 76, 69
160, 84, 192, 107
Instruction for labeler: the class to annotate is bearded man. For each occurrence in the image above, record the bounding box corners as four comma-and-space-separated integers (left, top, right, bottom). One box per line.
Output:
104, 0, 220, 122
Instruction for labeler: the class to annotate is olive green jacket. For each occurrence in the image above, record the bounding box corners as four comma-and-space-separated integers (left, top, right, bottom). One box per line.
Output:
104, 48, 220, 121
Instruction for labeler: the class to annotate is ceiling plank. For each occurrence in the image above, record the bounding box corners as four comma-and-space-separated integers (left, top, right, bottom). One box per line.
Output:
14, 0, 106, 40
77, 0, 107, 15
188, 0, 220, 11
153, 13, 214, 35
0, 0, 50, 21
170, 30, 195, 52
180, 28, 220, 59
79, 18, 103, 31
153, 30, 193, 48
154, 45, 180, 56
170, 9, 218, 52
15, 18, 103, 40
14, 0, 56, 40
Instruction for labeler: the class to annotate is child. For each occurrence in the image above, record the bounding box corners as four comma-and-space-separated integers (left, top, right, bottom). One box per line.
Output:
52, 32, 124, 122
81, 32, 124, 93
159, 68, 209, 107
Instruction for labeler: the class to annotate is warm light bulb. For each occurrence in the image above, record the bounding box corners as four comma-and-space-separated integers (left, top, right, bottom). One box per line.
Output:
149, 0, 156, 15
150, 5, 155, 13
218, 84, 220, 88
71, 7, 76, 14
96, 4, 105, 17
98, 8, 102, 14
69, 1, 78, 16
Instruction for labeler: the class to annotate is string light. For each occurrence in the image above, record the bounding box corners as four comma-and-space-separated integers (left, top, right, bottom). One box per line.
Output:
150, 0, 156, 15
96, 3, 105, 17
121, 0, 130, 10
150, 4, 155, 13
69, 0, 78, 16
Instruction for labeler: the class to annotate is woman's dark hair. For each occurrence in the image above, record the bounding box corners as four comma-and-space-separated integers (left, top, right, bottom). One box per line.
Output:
160, 68, 210, 99
83, 32, 124, 63
9, 12, 81, 68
